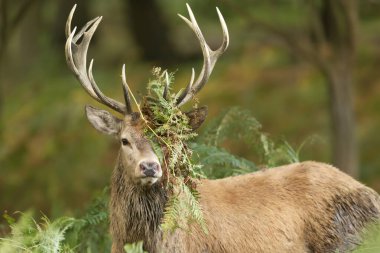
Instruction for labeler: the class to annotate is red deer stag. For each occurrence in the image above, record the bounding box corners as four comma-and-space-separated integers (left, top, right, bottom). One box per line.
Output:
65, 4, 380, 253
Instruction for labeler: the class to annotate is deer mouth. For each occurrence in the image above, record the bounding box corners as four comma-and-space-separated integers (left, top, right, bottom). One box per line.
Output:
136, 163, 162, 186
140, 175, 160, 179
140, 176, 160, 186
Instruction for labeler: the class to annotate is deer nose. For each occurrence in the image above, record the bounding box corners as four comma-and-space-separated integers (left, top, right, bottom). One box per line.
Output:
139, 162, 160, 177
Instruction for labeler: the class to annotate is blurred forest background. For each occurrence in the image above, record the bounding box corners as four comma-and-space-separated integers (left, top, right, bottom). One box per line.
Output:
1, 0, 380, 234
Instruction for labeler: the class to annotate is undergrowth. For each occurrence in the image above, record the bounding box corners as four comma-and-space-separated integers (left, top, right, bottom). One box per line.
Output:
191, 107, 302, 179
0, 188, 110, 253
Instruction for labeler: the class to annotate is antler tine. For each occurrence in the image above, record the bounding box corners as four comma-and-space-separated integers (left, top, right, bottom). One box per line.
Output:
162, 71, 169, 100
72, 17, 100, 44
215, 7, 230, 54
176, 68, 195, 104
121, 65, 133, 114
65, 5, 74, 39
88, 60, 127, 113
65, 5, 127, 114
176, 4, 229, 107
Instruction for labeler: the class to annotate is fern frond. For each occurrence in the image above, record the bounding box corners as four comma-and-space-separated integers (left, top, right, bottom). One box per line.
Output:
161, 180, 207, 234
181, 182, 208, 234
33, 216, 75, 253
198, 107, 302, 167
0, 189, 111, 252
190, 143, 257, 178
68, 187, 111, 253
0, 211, 75, 253
199, 107, 261, 147
161, 193, 182, 232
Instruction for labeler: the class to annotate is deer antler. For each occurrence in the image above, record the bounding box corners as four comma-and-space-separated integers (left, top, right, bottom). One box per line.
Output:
66, 4, 228, 113
65, 4, 133, 114
176, 4, 229, 107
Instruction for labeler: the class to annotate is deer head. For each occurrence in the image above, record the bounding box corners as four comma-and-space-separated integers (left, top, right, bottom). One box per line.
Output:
65, 4, 229, 186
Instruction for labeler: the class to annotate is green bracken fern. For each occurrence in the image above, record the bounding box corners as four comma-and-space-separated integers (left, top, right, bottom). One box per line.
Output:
141, 68, 206, 232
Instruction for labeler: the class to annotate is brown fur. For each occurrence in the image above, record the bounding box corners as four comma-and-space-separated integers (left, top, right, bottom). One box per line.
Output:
110, 157, 167, 253
110, 160, 380, 253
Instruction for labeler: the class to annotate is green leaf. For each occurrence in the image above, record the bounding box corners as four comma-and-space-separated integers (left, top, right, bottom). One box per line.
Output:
124, 241, 147, 253
2, 212, 15, 225
190, 143, 257, 178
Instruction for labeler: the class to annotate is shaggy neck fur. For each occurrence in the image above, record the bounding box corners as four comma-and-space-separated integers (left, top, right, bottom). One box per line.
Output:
110, 156, 167, 253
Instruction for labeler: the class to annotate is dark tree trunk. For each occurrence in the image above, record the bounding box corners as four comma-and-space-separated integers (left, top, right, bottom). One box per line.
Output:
326, 63, 358, 177
319, 0, 359, 177
125, 0, 180, 64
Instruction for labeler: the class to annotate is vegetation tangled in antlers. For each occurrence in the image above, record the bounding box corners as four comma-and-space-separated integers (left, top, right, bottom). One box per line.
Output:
140, 67, 207, 232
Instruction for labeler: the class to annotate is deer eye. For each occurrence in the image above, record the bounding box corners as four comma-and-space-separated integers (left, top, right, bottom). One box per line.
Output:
121, 138, 130, 146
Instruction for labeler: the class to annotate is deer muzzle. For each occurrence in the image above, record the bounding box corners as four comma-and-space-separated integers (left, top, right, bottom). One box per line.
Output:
139, 161, 162, 185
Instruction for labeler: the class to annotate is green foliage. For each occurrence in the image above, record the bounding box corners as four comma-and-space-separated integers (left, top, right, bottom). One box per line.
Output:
161, 180, 207, 233
142, 67, 202, 179
33, 216, 75, 253
352, 223, 380, 253
195, 107, 300, 179
65, 188, 110, 253
140, 68, 206, 232
190, 142, 257, 178
0, 211, 75, 253
0, 189, 110, 253
124, 241, 147, 253
199, 106, 262, 148
2, 212, 16, 225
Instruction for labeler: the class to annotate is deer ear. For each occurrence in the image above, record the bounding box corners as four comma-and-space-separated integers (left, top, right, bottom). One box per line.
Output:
85, 105, 122, 136
186, 106, 208, 130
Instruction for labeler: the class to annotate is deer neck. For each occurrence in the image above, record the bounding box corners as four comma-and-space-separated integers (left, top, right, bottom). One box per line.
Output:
110, 155, 168, 252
